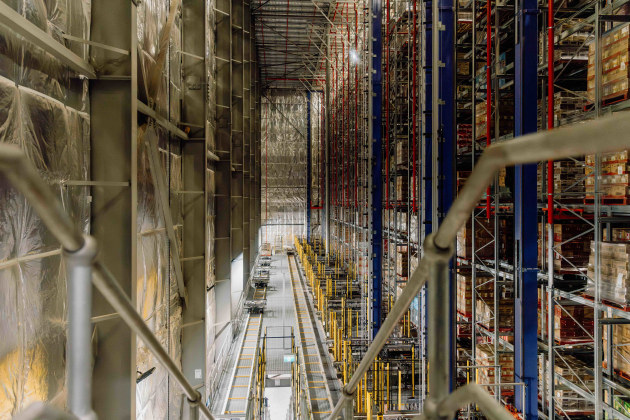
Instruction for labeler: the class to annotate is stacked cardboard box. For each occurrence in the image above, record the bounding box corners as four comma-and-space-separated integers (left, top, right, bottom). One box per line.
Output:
475, 99, 514, 141
553, 223, 593, 272
610, 396, 630, 419
586, 241, 630, 305
396, 175, 408, 202
396, 245, 409, 277
456, 269, 493, 317
554, 300, 594, 343
476, 297, 515, 332
536, 159, 586, 201
456, 124, 473, 153
457, 217, 514, 261
588, 23, 630, 103
497, 167, 507, 188
539, 355, 594, 414
475, 343, 514, 395
553, 91, 589, 126
603, 323, 630, 374
396, 142, 408, 167
457, 170, 471, 195
553, 160, 586, 199
585, 150, 630, 198
611, 227, 630, 241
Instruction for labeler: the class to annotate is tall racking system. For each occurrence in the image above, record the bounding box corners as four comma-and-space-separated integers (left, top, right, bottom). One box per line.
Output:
298, 0, 630, 417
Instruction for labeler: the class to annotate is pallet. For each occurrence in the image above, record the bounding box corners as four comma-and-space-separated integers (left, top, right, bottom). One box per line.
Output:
583, 293, 630, 311
602, 90, 630, 106
554, 337, 594, 346
584, 195, 630, 205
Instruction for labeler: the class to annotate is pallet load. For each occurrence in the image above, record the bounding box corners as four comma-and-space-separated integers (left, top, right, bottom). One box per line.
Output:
603, 323, 630, 375
475, 99, 514, 141
588, 23, 630, 105
552, 223, 594, 272
396, 245, 409, 277
585, 150, 630, 202
552, 160, 586, 202
396, 175, 408, 202
457, 170, 471, 195
476, 297, 515, 333
539, 355, 595, 415
456, 124, 473, 153
457, 217, 514, 261
475, 343, 514, 396
553, 91, 590, 126
539, 299, 594, 344
456, 268, 493, 318
586, 241, 630, 306
396, 141, 408, 168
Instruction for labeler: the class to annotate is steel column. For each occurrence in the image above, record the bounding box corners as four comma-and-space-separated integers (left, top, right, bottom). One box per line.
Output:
514, 0, 539, 416
307, 91, 312, 242
430, 0, 457, 395
370, 0, 384, 337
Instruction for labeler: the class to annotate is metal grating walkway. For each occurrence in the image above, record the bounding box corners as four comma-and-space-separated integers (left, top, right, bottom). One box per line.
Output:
288, 254, 334, 418
221, 311, 263, 416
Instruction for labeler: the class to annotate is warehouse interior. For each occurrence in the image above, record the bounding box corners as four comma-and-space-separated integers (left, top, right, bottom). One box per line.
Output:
2, 0, 630, 419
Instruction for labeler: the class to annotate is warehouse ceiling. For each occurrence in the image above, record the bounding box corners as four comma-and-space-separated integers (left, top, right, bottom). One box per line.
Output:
253, 0, 334, 90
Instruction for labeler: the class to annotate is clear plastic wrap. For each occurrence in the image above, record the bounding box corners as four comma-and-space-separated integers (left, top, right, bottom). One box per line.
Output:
0, 74, 90, 416
135, 124, 183, 420
261, 92, 307, 245
0, 0, 91, 105
134, 0, 185, 416
205, 0, 217, 397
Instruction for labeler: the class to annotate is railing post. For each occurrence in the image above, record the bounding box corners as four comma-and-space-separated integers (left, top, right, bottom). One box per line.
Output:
187, 398, 199, 420
424, 233, 455, 418
342, 395, 354, 418
64, 235, 98, 420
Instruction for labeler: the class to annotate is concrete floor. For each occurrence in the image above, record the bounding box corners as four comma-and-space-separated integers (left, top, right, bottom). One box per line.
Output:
264, 386, 291, 419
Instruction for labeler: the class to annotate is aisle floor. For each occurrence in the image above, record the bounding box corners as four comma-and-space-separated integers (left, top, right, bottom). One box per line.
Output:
215, 253, 342, 417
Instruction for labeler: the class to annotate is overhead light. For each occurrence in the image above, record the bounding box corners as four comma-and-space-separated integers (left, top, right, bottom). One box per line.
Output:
349, 49, 360, 64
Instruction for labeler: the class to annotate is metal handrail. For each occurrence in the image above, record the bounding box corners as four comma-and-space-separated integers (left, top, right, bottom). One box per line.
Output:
0, 144, 215, 420
328, 112, 630, 419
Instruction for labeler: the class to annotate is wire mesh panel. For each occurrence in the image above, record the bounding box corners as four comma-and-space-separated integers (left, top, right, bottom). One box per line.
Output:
265, 326, 294, 375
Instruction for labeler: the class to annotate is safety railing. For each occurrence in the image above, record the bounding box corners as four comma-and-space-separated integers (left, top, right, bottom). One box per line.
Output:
208, 251, 263, 410
0, 144, 216, 420
328, 112, 630, 419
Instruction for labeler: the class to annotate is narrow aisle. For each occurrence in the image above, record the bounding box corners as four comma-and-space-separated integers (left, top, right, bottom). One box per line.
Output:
288, 253, 335, 418
217, 252, 341, 418
222, 313, 263, 415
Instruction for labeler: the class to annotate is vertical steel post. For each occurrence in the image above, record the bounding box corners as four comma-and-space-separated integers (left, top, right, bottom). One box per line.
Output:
425, 234, 454, 409
187, 399, 199, 420
514, 0, 538, 415
325, 42, 331, 253
432, 0, 456, 394
370, 0, 384, 337
594, 5, 603, 418
421, 0, 434, 404
65, 235, 98, 420
307, 91, 312, 242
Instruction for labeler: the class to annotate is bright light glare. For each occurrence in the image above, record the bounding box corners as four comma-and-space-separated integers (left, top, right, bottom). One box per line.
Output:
349, 49, 360, 64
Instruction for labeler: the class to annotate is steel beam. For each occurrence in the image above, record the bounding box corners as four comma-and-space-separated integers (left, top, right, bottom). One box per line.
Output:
370, 0, 384, 337
0, 2, 96, 78
89, 1, 136, 417
514, 0, 539, 415
182, 0, 208, 400
306, 91, 312, 242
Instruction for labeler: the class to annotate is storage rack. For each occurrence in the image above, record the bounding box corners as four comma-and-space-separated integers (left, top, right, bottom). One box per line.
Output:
451, 0, 630, 418
296, 237, 421, 415
301, 0, 630, 417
